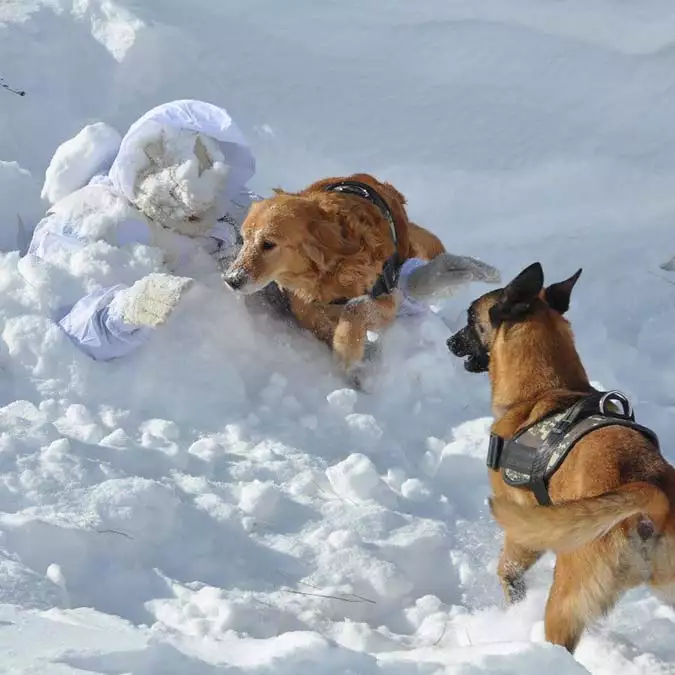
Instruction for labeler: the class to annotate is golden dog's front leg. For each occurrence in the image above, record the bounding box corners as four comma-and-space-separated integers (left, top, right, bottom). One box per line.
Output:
332, 294, 399, 380
288, 295, 339, 347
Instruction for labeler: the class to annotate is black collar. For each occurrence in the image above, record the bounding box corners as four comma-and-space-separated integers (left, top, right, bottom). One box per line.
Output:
323, 180, 404, 299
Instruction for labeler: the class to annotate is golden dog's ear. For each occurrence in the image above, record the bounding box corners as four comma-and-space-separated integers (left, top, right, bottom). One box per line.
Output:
490, 262, 544, 326
303, 219, 361, 270
544, 268, 582, 314
382, 181, 407, 206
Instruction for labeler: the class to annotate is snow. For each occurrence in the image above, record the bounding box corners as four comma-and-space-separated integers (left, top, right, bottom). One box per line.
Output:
130, 125, 228, 228
41, 122, 122, 206
0, 162, 41, 253
1, 0, 675, 674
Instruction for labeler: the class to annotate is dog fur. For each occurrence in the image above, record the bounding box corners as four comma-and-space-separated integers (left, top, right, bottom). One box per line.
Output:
447, 262, 675, 653
225, 173, 444, 376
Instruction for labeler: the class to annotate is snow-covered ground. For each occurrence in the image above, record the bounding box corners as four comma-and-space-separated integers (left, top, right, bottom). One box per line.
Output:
2, 1, 675, 673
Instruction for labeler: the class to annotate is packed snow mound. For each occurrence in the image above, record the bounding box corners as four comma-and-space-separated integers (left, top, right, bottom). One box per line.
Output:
41, 122, 122, 206
1, 0, 675, 674
0, 605, 592, 675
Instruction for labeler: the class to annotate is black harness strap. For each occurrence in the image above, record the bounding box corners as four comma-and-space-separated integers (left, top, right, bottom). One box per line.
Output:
323, 180, 404, 299
487, 391, 660, 506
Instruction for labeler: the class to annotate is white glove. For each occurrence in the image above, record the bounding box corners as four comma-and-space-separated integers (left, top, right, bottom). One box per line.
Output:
109, 273, 194, 328
404, 253, 501, 301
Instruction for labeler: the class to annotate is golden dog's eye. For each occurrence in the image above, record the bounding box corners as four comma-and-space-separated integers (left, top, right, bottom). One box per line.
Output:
262, 240, 277, 251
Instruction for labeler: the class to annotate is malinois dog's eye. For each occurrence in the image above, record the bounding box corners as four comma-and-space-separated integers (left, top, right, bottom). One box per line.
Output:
262, 240, 277, 251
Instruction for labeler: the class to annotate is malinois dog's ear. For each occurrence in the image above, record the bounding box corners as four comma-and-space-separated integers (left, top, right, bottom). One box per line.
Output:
544, 268, 582, 315
490, 262, 544, 325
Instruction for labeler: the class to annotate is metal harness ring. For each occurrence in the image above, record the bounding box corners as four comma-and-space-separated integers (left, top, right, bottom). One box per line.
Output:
599, 390, 634, 420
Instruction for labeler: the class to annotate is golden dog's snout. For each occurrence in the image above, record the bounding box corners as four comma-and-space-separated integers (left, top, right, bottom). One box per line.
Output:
223, 266, 249, 291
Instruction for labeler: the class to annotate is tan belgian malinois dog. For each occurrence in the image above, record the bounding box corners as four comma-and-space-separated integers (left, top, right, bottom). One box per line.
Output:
447, 261, 675, 653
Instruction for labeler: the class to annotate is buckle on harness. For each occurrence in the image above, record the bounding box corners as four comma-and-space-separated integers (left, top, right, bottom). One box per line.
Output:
486, 434, 504, 470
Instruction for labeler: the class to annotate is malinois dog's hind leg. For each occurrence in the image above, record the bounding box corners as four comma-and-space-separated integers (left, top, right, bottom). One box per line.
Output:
649, 530, 675, 607
544, 541, 623, 653
498, 536, 543, 604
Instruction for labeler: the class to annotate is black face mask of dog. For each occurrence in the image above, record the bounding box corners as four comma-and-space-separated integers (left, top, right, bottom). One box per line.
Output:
447, 263, 582, 373
446, 303, 493, 373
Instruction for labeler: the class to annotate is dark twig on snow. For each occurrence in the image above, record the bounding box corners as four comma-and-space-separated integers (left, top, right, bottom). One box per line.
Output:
0, 77, 26, 97
464, 627, 473, 646
95, 528, 134, 540
433, 621, 448, 646
282, 588, 371, 604
295, 578, 376, 604
276, 570, 376, 605
648, 270, 675, 287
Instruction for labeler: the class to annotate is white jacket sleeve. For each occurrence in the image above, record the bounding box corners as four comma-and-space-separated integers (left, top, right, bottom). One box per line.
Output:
59, 285, 152, 361
27, 212, 154, 361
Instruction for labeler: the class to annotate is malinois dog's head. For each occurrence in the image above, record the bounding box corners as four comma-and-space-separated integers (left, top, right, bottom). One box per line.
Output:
447, 262, 588, 413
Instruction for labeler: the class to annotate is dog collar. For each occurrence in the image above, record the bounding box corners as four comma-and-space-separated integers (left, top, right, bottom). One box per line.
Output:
323, 180, 404, 299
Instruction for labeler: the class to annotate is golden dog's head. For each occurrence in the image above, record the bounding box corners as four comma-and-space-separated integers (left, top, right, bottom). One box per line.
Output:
447, 262, 583, 373
223, 191, 360, 295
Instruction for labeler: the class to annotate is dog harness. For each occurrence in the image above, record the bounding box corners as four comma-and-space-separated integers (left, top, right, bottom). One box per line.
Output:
323, 180, 405, 299
487, 390, 660, 506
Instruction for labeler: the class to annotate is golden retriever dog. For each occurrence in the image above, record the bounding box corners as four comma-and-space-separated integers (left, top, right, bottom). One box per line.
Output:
447, 262, 675, 653
224, 173, 444, 379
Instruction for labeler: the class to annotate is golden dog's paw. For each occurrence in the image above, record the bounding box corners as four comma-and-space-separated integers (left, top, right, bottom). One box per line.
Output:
333, 337, 366, 374
343, 359, 377, 393
336, 337, 380, 391
345, 364, 367, 392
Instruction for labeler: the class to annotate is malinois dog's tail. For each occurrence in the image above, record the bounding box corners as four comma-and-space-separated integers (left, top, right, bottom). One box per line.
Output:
489, 482, 670, 553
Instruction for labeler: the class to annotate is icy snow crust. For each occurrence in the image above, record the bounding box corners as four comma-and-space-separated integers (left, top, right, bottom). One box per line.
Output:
1, 0, 675, 673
